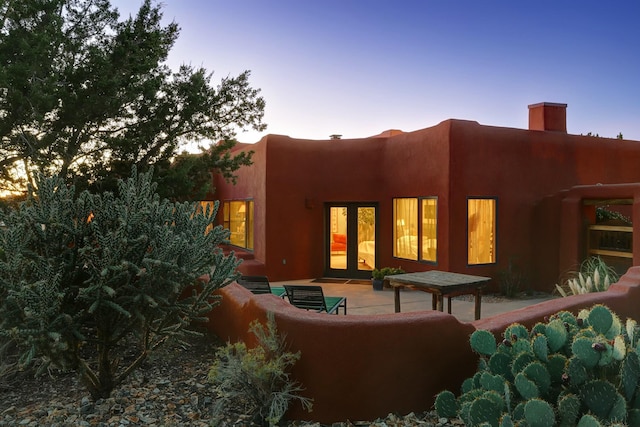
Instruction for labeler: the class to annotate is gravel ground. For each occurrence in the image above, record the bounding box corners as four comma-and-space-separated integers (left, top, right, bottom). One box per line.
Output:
0, 332, 463, 426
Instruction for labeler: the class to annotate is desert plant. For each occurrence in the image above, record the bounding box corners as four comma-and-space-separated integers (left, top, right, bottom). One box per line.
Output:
0, 167, 240, 399
0, 337, 19, 390
497, 258, 528, 298
556, 256, 618, 297
372, 267, 405, 280
435, 304, 640, 426
208, 312, 313, 426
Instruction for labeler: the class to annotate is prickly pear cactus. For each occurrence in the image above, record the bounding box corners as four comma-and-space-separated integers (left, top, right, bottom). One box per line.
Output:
523, 398, 555, 427
433, 304, 640, 426
434, 390, 459, 418
471, 329, 497, 356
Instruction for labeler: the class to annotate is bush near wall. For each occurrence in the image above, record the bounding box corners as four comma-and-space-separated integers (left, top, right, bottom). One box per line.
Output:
0, 168, 240, 400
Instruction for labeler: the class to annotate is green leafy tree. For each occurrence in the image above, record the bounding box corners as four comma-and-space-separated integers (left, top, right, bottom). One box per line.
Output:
0, 167, 240, 399
0, 0, 264, 196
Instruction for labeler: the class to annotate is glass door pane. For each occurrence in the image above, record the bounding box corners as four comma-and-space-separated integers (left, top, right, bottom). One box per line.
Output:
326, 203, 377, 278
357, 207, 375, 271
329, 206, 347, 270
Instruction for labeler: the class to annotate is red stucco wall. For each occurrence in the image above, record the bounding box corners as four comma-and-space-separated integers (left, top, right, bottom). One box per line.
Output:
214, 117, 640, 291
206, 267, 640, 424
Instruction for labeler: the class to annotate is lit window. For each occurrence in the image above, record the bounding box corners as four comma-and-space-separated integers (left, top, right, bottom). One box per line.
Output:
393, 198, 419, 261
393, 197, 438, 262
223, 200, 254, 249
468, 198, 496, 265
421, 198, 437, 262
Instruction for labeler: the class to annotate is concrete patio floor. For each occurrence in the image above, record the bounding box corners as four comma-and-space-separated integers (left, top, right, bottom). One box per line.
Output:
273, 279, 557, 323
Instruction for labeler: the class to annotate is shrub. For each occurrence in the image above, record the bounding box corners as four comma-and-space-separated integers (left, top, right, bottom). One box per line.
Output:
0, 168, 240, 399
371, 267, 405, 280
435, 304, 640, 426
0, 338, 19, 390
209, 312, 313, 426
556, 256, 618, 297
497, 258, 528, 298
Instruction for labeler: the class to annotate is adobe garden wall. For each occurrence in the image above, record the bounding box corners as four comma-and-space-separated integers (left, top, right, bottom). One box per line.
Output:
207, 267, 640, 424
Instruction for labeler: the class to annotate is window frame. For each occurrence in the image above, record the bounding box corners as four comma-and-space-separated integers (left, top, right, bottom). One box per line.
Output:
466, 196, 498, 266
392, 196, 438, 264
223, 199, 254, 250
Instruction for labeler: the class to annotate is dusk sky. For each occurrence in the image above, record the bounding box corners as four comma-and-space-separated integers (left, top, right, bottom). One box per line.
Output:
112, 1, 640, 143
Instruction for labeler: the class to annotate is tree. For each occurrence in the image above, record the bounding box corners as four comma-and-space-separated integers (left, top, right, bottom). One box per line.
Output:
0, 167, 240, 399
0, 0, 265, 196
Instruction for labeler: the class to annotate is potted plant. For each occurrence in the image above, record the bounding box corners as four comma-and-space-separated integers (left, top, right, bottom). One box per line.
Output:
371, 267, 405, 291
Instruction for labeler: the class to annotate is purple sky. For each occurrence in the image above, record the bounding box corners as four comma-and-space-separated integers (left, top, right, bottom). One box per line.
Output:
112, 1, 640, 143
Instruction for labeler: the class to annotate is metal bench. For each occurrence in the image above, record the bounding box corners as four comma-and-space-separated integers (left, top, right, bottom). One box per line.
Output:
237, 275, 286, 298
283, 285, 347, 314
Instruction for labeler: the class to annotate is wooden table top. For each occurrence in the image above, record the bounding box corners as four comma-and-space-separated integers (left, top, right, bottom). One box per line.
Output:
385, 270, 491, 291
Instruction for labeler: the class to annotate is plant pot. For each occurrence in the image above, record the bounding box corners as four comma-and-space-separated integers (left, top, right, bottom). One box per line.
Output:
372, 279, 384, 291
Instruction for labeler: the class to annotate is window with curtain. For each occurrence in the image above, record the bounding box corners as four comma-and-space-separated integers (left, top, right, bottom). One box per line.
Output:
393, 197, 437, 262
468, 198, 496, 264
421, 198, 437, 262
394, 198, 418, 260
223, 200, 254, 249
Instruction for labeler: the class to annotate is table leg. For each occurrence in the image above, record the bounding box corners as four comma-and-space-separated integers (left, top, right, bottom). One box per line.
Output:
447, 297, 452, 314
394, 286, 401, 313
474, 291, 482, 320
436, 294, 443, 312
431, 293, 437, 310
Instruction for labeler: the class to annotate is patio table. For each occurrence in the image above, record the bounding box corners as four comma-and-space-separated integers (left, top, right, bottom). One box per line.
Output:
386, 270, 491, 320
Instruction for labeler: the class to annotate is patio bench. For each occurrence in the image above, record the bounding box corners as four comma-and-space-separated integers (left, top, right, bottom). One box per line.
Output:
283, 285, 347, 314
237, 275, 286, 298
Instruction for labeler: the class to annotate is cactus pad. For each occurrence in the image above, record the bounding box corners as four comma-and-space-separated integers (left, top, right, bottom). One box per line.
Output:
532, 334, 548, 361
471, 330, 497, 356
481, 371, 506, 394
499, 414, 514, 427
524, 398, 555, 427
514, 372, 539, 399
434, 390, 459, 418
469, 396, 502, 427
489, 352, 513, 380
545, 318, 568, 352
612, 335, 626, 361
558, 393, 580, 426
581, 379, 619, 420
621, 350, 640, 402
511, 352, 535, 376
573, 336, 601, 368
523, 361, 551, 395
577, 414, 603, 427
546, 353, 567, 385
626, 318, 638, 346
505, 323, 529, 340
566, 356, 589, 386
588, 305, 613, 335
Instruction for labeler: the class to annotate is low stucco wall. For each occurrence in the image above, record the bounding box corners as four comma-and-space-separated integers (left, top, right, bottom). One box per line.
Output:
206, 267, 640, 424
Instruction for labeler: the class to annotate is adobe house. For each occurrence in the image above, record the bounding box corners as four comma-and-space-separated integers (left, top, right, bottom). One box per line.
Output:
213, 103, 640, 292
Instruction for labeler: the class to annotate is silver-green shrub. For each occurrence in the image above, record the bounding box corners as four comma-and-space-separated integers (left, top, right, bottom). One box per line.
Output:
209, 312, 313, 426
556, 256, 619, 297
0, 167, 239, 399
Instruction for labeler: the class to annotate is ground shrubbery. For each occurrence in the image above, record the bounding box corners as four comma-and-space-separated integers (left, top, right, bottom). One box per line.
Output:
208, 313, 313, 426
0, 168, 239, 399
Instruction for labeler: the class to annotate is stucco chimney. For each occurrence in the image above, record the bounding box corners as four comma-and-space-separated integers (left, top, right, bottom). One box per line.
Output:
528, 102, 567, 132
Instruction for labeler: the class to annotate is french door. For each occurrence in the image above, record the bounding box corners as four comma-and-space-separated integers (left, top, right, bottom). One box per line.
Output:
325, 203, 377, 279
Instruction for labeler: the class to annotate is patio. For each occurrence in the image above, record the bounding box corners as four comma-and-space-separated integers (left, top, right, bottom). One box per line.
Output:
273, 279, 556, 322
